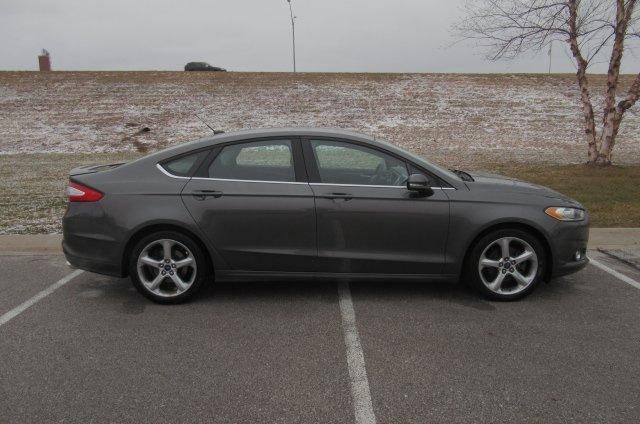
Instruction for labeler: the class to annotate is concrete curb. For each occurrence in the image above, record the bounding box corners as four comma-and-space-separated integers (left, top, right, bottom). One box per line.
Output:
0, 228, 638, 254
0, 234, 64, 254
588, 228, 640, 250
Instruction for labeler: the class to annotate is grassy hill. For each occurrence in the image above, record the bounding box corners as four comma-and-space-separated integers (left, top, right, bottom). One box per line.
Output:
1, 71, 639, 165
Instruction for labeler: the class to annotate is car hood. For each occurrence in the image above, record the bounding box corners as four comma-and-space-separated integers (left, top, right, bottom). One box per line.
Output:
467, 171, 582, 206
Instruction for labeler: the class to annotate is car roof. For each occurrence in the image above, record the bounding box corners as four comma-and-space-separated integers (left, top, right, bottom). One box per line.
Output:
155, 127, 378, 157
212, 127, 372, 141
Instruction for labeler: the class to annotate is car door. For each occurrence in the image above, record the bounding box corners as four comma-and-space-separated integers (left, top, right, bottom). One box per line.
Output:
302, 138, 450, 275
181, 137, 316, 272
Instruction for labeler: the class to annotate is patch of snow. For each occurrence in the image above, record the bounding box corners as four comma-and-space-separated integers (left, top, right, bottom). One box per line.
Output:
0, 72, 638, 163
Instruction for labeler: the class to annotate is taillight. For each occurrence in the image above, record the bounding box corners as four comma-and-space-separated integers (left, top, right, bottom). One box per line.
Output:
66, 182, 103, 202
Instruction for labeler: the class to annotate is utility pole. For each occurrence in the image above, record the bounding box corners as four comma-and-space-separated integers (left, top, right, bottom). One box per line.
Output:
548, 41, 552, 74
286, 0, 296, 72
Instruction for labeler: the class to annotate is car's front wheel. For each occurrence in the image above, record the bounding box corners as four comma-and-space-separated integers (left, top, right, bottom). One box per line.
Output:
467, 229, 546, 300
129, 231, 208, 304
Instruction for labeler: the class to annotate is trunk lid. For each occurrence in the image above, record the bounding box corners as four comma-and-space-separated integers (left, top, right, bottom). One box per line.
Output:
69, 162, 125, 177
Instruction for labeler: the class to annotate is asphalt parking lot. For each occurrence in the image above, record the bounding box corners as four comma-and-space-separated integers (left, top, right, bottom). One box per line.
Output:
1, 251, 639, 423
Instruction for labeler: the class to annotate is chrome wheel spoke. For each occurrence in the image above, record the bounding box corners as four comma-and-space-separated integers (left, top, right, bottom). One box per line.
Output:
174, 257, 194, 269
512, 270, 531, 287
170, 273, 189, 292
162, 240, 173, 261
513, 250, 534, 265
147, 273, 165, 291
487, 271, 506, 292
498, 237, 511, 258
480, 258, 500, 268
140, 255, 161, 268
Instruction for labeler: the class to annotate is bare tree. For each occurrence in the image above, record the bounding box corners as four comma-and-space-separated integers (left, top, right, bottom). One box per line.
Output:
456, 0, 640, 165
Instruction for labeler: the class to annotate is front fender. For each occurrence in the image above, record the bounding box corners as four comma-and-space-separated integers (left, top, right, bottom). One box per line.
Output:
443, 198, 557, 276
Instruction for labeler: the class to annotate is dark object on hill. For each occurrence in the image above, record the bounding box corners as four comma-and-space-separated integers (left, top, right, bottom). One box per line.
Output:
184, 62, 227, 72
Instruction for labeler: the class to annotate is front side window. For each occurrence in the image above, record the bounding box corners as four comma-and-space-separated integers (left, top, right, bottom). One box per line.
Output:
310, 140, 408, 186
208, 139, 295, 182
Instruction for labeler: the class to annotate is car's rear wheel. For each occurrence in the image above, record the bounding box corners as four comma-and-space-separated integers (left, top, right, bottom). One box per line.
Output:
129, 231, 207, 304
467, 229, 546, 300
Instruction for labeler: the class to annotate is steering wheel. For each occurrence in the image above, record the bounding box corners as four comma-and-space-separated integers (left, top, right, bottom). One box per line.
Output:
371, 162, 406, 186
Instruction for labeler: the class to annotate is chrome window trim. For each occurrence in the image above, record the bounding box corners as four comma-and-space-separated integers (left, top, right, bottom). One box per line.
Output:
311, 182, 404, 189
158, 164, 455, 189
310, 182, 455, 190
158, 163, 304, 185
191, 176, 307, 185
157, 163, 189, 179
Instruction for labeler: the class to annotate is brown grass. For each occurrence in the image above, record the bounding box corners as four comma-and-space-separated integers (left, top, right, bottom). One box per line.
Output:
487, 163, 640, 227
0, 153, 141, 234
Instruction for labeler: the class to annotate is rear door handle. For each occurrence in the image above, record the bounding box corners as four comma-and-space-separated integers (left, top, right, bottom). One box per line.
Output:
322, 192, 353, 200
192, 189, 223, 200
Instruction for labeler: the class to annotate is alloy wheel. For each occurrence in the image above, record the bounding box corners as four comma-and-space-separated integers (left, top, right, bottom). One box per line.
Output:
477, 236, 538, 296
136, 239, 197, 298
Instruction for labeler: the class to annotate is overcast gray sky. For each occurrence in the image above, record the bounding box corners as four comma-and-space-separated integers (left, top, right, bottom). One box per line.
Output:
2, 0, 639, 73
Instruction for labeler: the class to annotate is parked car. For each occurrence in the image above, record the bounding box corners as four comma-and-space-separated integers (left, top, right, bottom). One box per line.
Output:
184, 62, 226, 72
62, 128, 589, 303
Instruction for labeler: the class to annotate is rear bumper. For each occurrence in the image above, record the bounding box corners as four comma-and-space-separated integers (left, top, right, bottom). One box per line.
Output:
63, 239, 124, 277
549, 220, 590, 278
62, 202, 126, 278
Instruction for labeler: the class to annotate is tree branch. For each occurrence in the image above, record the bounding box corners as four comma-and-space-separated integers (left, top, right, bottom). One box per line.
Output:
454, 0, 639, 165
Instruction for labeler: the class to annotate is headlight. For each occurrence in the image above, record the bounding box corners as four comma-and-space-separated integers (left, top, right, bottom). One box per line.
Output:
544, 207, 585, 221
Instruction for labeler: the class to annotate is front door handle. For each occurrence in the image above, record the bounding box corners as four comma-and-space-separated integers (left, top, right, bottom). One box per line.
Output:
323, 192, 353, 200
192, 189, 223, 200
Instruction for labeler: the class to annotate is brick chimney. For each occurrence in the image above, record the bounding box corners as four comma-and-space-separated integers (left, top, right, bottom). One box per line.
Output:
38, 49, 51, 71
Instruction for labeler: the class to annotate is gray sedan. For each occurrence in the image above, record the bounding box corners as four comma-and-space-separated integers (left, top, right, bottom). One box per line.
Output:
62, 128, 589, 303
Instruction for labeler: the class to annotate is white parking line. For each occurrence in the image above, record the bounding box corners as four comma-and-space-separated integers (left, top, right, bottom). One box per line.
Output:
590, 258, 640, 290
338, 281, 377, 424
0, 269, 83, 327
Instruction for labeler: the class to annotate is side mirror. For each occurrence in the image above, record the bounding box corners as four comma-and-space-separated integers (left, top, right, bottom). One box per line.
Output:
407, 173, 434, 196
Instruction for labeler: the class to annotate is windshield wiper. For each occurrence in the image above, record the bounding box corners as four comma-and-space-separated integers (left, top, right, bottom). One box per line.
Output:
450, 169, 474, 182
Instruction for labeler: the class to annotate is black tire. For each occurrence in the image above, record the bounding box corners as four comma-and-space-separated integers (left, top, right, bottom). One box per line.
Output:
466, 228, 546, 301
128, 230, 209, 304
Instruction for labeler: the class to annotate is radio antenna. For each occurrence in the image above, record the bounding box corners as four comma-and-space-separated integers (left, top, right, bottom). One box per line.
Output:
363, 73, 375, 139
194, 112, 224, 134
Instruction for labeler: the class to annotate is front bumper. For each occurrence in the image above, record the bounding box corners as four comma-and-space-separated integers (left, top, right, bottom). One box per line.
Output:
549, 220, 590, 278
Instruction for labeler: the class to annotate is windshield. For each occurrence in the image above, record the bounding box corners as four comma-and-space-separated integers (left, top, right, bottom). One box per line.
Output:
414, 156, 463, 182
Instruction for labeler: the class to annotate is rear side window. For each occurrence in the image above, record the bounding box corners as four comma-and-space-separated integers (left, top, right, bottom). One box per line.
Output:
161, 150, 208, 177
208, 140, 295, 182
